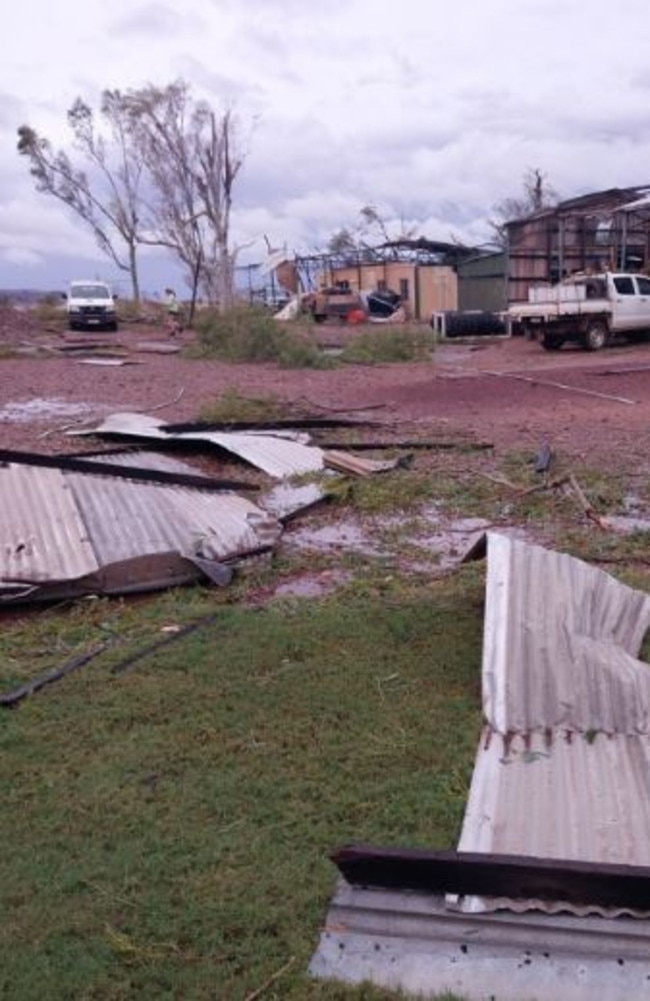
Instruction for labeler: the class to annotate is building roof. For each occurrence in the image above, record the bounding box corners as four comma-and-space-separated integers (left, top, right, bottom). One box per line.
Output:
506, 185, 650, 227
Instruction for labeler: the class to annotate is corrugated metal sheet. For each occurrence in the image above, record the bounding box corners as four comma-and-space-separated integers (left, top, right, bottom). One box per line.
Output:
0, 455, 281, 601
482, 532, 650, 734
455, 727, 650, 917
311, 533, 650, 998
455, 532, 650, 918
0, 464, 98, 584
70, 412, 325, 478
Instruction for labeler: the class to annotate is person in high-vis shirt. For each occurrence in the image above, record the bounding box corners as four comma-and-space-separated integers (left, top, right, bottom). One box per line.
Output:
164, 288, 182, 337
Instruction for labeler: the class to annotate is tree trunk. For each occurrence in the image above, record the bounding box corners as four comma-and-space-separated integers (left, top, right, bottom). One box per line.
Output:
128, 241, 140, 302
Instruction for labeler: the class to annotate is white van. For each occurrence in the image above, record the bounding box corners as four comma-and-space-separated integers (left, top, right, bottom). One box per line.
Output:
66, 280, 118, 331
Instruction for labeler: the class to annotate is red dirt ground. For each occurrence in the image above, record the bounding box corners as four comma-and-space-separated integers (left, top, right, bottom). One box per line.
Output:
2, 315, 650, 476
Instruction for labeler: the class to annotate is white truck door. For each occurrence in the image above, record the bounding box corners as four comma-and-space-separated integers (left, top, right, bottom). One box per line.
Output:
611, 275, 644, 330
634, 275, 650, 329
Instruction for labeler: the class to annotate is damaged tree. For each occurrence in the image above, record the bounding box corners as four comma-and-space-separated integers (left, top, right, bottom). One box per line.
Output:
123, 81, 245, 313
490, 167, 560, 247
17, 81, 246, 314
17, 93, 146, 301
327, 204, 417, 256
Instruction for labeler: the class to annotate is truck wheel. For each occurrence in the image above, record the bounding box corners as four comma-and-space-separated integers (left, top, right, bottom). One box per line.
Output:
584, 321, 608, 351
541, 332, 563, 351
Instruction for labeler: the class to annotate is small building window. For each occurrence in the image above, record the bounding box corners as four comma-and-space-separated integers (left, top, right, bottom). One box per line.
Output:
399, 278, 409, 301
595, 219, 613, 246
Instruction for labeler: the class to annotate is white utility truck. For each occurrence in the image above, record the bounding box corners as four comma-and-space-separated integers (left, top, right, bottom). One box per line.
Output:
509, 272, 650, 351
65, 280, 118, 332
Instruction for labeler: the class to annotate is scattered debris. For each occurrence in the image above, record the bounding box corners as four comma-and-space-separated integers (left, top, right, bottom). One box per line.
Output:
485, 369, 637, 405
0, 643, 109, 707
0, 448, 257, 493
331, 844, 650, 912
0, 452, 280, 604
568, 472, 611, 529
67, 412, 326, 478
67, 412, 424, 479
110, 613, 220, 676
534, 440, 553, 475
76, 358, 141, 366
134, 341, 182, 354
322, 450, 403, 477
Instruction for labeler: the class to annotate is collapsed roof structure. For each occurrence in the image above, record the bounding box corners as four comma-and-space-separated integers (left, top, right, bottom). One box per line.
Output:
0, 416, 403, 604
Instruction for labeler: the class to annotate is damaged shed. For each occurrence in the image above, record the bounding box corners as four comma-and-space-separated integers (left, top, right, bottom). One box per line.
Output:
507, 184, 650, 303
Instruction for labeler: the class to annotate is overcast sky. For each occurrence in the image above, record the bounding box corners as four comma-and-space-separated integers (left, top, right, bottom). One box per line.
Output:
3, 0, 650, 294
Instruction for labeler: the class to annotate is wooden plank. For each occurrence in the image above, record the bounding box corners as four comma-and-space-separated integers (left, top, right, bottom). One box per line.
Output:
332, 844, 650, 910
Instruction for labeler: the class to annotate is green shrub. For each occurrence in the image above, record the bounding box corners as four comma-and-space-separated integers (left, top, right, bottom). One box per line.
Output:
194, 304, 334, 368
199, 388, 287, 423
341, 324, 435, 364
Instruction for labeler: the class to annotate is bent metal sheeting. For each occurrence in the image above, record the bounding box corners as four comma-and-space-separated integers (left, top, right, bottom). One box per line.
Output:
455, 532, 650, 917
68, 411, 325, 478
0, 453, 281, 603
311, 533, 650, 999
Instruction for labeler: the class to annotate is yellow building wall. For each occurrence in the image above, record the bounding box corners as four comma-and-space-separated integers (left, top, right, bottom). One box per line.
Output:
328, 262, 457, 319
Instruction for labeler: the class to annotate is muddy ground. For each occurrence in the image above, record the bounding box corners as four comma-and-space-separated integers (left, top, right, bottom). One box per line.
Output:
4, 312, 650, 608
3, 314, 650, 477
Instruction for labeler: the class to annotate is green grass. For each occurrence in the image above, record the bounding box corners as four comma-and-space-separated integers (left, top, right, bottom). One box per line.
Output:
191, 307, 436, 369
339, 325, 435, 364
0, 572, 482, 1000
193, 304, 334, 369
198, 388, 291, 424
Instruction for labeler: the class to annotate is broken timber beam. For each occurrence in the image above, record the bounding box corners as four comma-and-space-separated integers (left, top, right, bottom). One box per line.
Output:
333, 844, 650, 911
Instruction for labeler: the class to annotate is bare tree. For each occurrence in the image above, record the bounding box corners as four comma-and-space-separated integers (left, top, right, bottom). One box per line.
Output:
327, 204, 417, 255
17, 92, 146, 300
123, 81, 245, 313
490, 168, 560, 246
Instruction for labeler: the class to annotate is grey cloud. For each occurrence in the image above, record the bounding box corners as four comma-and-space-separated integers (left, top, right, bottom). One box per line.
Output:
111, 3, 202, 37
0, 93, 26, 130
176, 56, 262, 105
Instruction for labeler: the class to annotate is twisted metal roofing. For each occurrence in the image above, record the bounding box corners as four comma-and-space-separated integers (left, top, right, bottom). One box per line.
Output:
0, 452, 280, 602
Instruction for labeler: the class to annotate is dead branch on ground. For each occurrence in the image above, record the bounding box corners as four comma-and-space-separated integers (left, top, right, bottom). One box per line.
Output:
244, 957, 295, 1001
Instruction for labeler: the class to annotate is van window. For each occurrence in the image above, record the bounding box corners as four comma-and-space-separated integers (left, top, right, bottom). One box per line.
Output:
636, 276, 650, 295
613, 277, 635, 295
71, 284, 111, 298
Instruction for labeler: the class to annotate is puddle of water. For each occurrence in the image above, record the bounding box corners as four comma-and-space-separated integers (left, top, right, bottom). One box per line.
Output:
284, 520, 386, 557
410, 517, 491, 567
0, 398, 97, 423
285, 508, 536, 571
